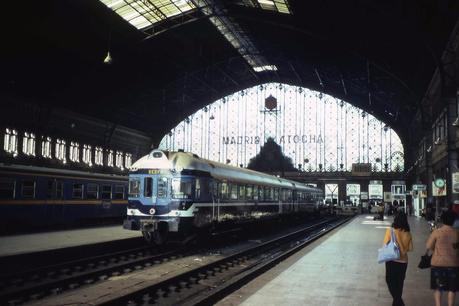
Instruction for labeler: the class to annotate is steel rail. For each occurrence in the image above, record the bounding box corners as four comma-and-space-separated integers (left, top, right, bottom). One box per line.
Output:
97, 216, 352, 305
0, 245, 188, 305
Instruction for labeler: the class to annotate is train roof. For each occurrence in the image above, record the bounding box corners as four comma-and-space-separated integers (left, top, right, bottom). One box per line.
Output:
0, 163, 127, 181
131, 149, 321, 192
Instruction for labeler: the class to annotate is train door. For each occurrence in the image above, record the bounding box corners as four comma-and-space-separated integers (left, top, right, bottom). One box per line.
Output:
46, 179, 64, 224
211, 181, 219, 223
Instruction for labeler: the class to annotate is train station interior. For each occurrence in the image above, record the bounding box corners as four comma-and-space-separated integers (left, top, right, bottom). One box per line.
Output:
1, 1, 459, 305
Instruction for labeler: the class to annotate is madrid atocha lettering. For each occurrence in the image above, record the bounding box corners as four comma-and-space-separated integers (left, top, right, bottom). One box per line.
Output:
222, 135, 324, 145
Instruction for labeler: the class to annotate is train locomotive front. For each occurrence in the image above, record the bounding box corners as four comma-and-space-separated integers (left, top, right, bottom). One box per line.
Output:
124, 149, 324, 244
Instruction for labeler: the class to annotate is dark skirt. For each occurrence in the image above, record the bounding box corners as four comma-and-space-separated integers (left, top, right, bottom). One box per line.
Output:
431, 267, 459, 291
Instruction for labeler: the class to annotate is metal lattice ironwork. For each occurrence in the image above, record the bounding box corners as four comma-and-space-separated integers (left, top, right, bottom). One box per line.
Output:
159, 83, 404, 171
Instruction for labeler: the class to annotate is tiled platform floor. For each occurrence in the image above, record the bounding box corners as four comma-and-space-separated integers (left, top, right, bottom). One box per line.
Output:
218, 214, 446, 306
0, 225, 141, 257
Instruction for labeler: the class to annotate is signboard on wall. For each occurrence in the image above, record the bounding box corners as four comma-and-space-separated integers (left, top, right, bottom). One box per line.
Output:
346, 184, 360, 196
369, 184, 383, 200
391, 185, 406, 195
412, 184, 426, 191
352, 163, 371, 176
453, 173, 459, 194
391, 184, 406, 200
384, 192, 392, 202
432, 179, 447, 197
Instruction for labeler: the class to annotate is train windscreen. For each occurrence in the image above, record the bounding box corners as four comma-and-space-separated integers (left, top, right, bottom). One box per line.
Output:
128, 178, 140, 198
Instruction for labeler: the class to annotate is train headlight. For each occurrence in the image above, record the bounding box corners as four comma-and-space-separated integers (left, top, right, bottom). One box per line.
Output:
149, 208, 156, 215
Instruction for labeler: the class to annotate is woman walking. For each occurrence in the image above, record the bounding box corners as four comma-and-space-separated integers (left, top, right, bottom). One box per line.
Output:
383, 212, 413, 306
426, 210, 459, 306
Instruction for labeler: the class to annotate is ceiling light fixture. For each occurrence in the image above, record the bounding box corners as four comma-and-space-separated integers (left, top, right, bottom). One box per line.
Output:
104, 30, 113, 65
103, 51, 112, 64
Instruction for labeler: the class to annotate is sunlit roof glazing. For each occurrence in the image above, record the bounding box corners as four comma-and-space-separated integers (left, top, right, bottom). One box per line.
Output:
99, 0, 196, 29
240, 0, 291, 14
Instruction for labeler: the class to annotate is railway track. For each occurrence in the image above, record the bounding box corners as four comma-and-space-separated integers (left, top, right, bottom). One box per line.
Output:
2, 215, 352, 305
95, 216, 351, 306
0, 243, 189, 305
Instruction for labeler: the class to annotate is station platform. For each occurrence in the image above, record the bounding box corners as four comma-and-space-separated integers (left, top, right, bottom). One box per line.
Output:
0, 224, 142, 257
218, 214, 436, 306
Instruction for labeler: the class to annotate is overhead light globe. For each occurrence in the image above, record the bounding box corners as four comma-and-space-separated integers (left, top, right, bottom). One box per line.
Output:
103, 51, 112, 64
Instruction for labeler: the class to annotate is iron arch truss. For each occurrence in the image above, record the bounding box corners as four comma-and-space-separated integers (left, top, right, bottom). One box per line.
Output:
159, 83, 404, 172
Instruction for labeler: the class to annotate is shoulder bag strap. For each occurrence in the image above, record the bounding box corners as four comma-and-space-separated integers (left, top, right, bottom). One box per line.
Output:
390, 228, 398, 247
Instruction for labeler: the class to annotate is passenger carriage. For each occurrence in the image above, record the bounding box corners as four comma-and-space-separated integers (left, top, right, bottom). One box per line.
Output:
124, 149, 324, 244
0, 163, 128, 231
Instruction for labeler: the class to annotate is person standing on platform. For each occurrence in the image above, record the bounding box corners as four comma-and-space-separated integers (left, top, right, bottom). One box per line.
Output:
383, 212, 413, 306
426, 210, 459, 306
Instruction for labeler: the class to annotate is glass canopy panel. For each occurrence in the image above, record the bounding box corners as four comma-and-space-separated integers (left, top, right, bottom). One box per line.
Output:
240, 0, 291, 14
99, 0, 195, 29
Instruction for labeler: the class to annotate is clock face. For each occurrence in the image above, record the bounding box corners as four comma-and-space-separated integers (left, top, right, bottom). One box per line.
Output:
434, 178, 445, 188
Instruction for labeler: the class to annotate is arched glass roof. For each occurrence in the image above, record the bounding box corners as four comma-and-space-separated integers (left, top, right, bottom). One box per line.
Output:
159, 83, 404, 172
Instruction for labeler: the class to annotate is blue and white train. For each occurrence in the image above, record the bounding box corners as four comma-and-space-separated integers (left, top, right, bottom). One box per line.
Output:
124, 149, 325, 244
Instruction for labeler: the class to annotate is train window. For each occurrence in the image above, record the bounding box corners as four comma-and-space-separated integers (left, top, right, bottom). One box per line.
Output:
47, 180, 63, 199
101, 185, 112, 200
258, 186, 263, 201
114, 185, 125, 199
72, 183, 84, 199
56, 181, 63, 199
238, 185, 245, 200
211, 181, 218, 199
273, 188, 279, 201
22, 181, 36, 198
286, 190, 292, 201
47, 180, 54, 198
253, 186, 258, 201
280, 189, 286, 202
220, 182, 228, 200
129, 178, 140, 198
0, 179, 15, 199
195, 179, 201, 199
246, 185, 253, 200
229, 184, 238, 200
298, 192, 303, 201
264, 187, 272, 201
171, 178, 193, 199
144, 177, 153, 197
87, 184, 99, 199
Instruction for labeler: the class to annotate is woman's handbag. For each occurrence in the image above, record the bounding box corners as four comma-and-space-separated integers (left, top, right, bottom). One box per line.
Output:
418, 252, 432, 269
378, 228, 400, 263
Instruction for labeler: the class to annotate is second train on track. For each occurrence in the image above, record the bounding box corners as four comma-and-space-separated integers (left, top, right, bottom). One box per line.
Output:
123, 149, 325, 244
